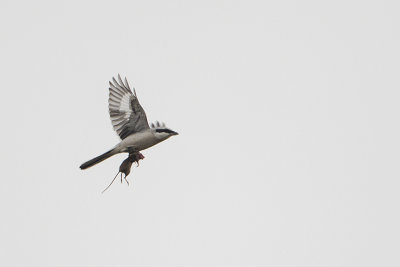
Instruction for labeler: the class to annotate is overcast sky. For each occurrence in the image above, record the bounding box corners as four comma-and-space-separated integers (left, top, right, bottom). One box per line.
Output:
1, 0, 400, 266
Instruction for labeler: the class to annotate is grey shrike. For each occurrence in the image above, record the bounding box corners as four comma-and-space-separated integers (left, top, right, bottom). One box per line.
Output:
80, 75, 178, 175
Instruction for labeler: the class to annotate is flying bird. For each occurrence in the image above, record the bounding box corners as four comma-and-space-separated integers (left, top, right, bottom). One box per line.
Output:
80, 75, 178, 186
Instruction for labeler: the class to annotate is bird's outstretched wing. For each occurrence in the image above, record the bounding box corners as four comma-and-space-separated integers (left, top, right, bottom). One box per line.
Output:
108, 75, 150, 139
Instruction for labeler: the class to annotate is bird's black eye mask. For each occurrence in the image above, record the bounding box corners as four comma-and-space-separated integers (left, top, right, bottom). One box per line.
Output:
155, 128, 174, 134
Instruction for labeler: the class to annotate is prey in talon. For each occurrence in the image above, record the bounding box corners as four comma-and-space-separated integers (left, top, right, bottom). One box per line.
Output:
79, 75, 178, 191
102, 152, 145, 193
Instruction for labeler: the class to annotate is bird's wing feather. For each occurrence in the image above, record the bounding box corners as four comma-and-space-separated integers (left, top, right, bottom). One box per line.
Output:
108, 75, 150, 139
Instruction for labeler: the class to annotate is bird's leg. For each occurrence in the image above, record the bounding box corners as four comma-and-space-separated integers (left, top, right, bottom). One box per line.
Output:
120, 173, 123, 183
102, 171, 120, 193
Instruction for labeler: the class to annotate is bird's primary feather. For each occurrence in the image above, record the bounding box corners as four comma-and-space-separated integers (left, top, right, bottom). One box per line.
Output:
108, 74, 150, 139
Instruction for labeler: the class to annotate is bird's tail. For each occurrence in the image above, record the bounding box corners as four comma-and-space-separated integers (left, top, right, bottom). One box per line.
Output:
80, 149, 117, 170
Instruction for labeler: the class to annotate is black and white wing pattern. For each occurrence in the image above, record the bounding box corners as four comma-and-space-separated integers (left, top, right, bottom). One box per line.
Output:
108, 75, 150, 139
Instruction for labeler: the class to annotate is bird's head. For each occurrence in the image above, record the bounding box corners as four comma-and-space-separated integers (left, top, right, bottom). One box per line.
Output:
151, 122, 179, 140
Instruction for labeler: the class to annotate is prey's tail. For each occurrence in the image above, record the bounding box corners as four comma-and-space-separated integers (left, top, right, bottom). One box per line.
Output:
80, 149, 117, 170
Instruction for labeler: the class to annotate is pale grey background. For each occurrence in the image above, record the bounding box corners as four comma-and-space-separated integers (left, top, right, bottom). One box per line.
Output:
1, 0, 399, 266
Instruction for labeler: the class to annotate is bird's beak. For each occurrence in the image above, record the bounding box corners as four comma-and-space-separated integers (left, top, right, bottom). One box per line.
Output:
172, 131, 179, 136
